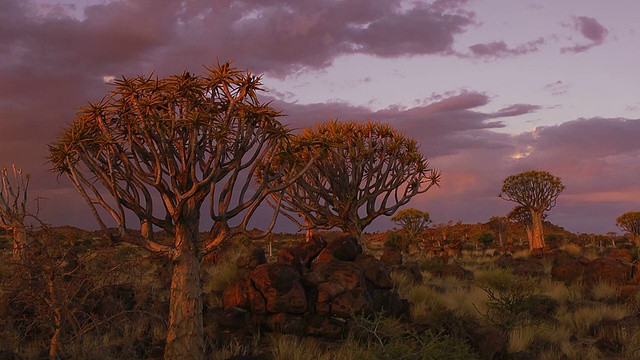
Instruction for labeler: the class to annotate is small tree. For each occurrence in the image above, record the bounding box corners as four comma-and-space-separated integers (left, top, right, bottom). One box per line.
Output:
391, 208, 431, 250
266, 120, 440, 249
500, 170, 564, 250
616, 211, 640, 246
48, 62, 310, 359
0, 165, 29, 261
487, 216, 508, 247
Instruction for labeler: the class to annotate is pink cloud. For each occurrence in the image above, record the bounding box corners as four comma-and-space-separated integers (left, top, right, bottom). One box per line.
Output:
468, 38, 545, 59
561, 16, 608, 53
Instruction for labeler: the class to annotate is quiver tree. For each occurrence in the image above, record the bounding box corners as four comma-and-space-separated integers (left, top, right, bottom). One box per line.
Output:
616, 211, 640, 245
48, 62, 309, 360
265, 120, 440, 249
0, 165, 29, 261
391, 208, 432, 249
487, 216, 508, 247
500, 170, 564, 250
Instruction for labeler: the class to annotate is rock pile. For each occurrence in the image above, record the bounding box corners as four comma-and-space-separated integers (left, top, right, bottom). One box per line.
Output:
222, 234, 409, 338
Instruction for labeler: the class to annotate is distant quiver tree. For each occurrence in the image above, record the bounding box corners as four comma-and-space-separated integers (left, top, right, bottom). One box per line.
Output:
616, 211, 640, 245
48, 62, 312, 360
264, 120, 440, 248
0, 164, 29, 261
392, 208, 432, 242
500, 170, 564, 250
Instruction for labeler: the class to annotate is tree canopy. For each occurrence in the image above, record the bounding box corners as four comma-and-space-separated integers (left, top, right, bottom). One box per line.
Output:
266, 120, 440, 245
48, 62, 307, 359
392, 208, 432, 240
616, 211, 640, 242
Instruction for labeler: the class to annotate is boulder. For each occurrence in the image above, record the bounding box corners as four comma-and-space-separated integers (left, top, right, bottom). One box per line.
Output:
354, 254, 393, 289
380, 246, 402, 266
603, 248, 633, 263
330, 288, 373, 319
550, 253, 588, 285
278, 235, 327, 268
583, 257, 632, 287
311, 261, 365, 290
495, 255, 545, 278
430, 264, 474, 280
306, 314, 346, 339
250, 263, 307, 314
314, 234, 362, 263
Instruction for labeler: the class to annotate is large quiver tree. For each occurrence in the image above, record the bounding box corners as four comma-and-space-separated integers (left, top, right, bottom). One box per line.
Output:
48, 62, 304, 360
267, 120, 440, 248
500, 170, 564, 251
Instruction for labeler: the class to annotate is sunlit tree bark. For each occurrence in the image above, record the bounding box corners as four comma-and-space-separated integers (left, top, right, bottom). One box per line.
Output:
0, 165, 29, 261
500, 170, 564, 251
266, 120, 440, 250
48, 62, 310, 360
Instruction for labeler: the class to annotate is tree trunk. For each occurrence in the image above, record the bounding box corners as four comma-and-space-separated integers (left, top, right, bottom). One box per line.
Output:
12, 224, 26, 262
164, 215, 204, 360
529, 210, 545, 250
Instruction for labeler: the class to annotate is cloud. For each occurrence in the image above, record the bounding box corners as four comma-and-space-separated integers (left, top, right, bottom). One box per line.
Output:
468, 38, 545, 59
543, 80, 571, 96
561, 16, 609, 53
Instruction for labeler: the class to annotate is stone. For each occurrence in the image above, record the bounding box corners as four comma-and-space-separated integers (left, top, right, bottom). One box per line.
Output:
264, 313, 306, 335
250, 263, 307, 314
583, 257, 632, 288
311, 261, 365, 290
306, 314, 346, 339
354, 254, 393, 289
314, 234, 362, 263
603, 248, 633, 263
550, 253, 588, 285
222, 279, 251, 310
429, 263, 473, 280
330, 288, 373, 319
278, 235, 327, 267
380, 246, 402, 266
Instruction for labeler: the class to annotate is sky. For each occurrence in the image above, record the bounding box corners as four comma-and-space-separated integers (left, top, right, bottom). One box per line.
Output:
1, 0, 640, 235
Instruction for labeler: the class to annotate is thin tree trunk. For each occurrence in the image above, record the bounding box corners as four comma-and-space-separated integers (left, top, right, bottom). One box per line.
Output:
530, 210, 545, 250
164, 214, 204, 360
12, 224, 26, 262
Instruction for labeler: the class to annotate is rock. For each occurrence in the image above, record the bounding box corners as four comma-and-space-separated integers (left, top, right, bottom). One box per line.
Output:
393, 261, 424, 284
306, 314, 346, 339
380, 246, 402, 266
278, 235, 327, 268
330, 288, 373, 319
206, 306, 251, 329
371, 289, 411, 320
237, 247, 267, 270
354, 254, 393, 289
550, 253, 588, 285
496, 255, 545, 278
311, 261, 365, 291
471, 325, 506, 360
314, 234, 362, 263
264, 313, 306, 335
430, 263, 474, 280
603, 248, 633, 263
223, 280, 252, 310
583, 257, 632, 288
250, 263, 307, 314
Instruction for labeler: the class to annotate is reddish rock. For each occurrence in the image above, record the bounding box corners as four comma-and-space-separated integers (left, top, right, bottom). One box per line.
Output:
278, 235, 327, 267
618, 284, 640, 300
330, 288, 373, 319
223, 280, 251, 310
430, 264, 473, 280
380, 246, 402, 266
550, 254, 588, 285
314, 234, 362, 263
315, 282, 346, 315
237, 247, 267, 269
306, 314, 346, 339
394, 261, 424, 284
603, 248, 633, 263
495, 255, 545, 278
311, 261, 365, 291
583, 257, 632, 287
250, 263, 307, 314
354, 254, 393, 289
264, 313, 306, 335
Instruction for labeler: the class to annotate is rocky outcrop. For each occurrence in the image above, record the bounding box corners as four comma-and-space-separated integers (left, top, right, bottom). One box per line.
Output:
222, 234, 409, 338
583, 257, 633, 288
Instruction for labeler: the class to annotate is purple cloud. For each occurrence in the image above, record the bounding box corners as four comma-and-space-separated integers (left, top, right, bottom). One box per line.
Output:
468, 38, 544, 59
561, 16, 609, 53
